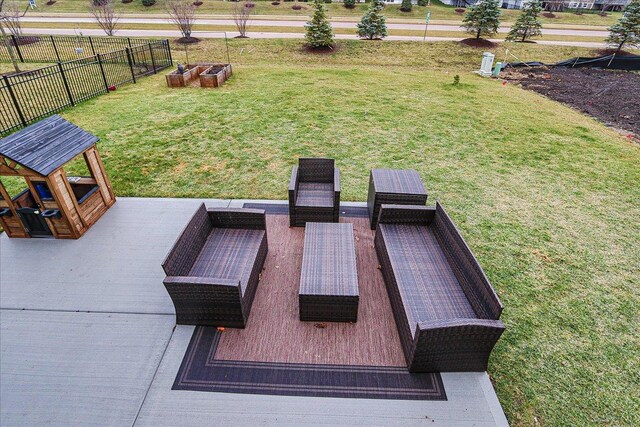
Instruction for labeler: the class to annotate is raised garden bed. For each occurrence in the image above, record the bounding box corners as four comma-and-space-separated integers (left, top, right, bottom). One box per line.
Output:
166, 63, 232, 88
199, 63, 233, 88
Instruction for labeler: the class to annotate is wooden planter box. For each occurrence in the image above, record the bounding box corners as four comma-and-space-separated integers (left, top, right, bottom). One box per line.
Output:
199, 63, 233, 88
165, 64, 204, 88
166, 63, 232, 88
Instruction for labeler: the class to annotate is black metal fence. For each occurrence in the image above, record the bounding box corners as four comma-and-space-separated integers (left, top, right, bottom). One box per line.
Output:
1, 39, 172, 135
1, 34, 162, 63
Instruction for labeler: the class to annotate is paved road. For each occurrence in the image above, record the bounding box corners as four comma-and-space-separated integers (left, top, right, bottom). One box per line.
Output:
20, 27, 607, 48
21, 16, 608, 37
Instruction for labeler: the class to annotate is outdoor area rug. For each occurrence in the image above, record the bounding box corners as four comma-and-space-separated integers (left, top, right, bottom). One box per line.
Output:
172, 204, 446, 400
173, 327, 447, 400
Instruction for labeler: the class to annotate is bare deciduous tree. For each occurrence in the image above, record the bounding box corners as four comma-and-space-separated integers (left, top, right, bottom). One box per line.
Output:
89, 0, 119, 36
0, 0, 22, 36
166, 0, 197, 41
233, 1, 254, 38
0, 0, 29, 72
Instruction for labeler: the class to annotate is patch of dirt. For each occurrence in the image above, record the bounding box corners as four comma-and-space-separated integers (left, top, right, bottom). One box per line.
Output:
271, 1, 280, 4
8, 36, 41, 46
45, 0, 56, 5
592, 48, 635, 57
175, 37, 201, 44
303, 43, 339, 55
193, 1, 203, 5
502, 67, 640, 137
121, 0, 133, 3
234, 35, 250, 38
542, 12, 556, 18
460, 38, 497, 48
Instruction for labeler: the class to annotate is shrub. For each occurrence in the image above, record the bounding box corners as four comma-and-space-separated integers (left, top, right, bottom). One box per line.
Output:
142, 0, 156, 6
400, 0, 412, 12
506, 0, 542, 42
463, 0, 501, 40
417, 0, 427, 5
357, 0, 387, 39
305, 0, 334, 48
344, 0, 356, 8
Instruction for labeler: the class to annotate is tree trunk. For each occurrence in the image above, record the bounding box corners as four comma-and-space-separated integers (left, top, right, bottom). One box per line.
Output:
476, 28, 481, 39
0, 20, 21, 73
521, 28, 528, 43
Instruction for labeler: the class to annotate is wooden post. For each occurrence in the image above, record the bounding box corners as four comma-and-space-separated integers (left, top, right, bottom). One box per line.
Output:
3, 75, 27, 127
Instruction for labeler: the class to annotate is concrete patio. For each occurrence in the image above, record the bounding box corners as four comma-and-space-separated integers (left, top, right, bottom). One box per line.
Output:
0, 197, 508, 426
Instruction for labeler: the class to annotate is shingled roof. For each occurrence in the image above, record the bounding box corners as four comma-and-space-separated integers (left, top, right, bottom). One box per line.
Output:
0, 115, 99, 176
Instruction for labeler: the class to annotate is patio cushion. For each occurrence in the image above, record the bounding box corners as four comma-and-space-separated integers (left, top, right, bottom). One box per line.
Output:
189, 228, 266, 296
378, 223, 476, 334
296, 183, 334, 208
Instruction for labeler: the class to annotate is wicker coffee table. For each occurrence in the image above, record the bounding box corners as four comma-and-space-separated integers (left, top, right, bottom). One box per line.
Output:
299, 222, 359, 322
367, 169, 428, 230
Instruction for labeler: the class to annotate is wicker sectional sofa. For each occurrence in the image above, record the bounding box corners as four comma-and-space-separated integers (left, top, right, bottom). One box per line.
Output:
162, 204, 268, 328
375, 203, 505, 372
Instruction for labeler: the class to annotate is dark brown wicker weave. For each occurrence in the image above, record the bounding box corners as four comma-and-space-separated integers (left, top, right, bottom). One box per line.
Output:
367, 169, 428, 230
288, 158, 340, 227
374, 203, 504, 372
162, 204, 268, 328
299, 223, 359, 322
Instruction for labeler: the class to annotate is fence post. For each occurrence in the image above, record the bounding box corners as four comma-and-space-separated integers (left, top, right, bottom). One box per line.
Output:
57, 62, 75, 106
51, 35, 61, 62
148, 43, 157, 74
166, 40, 173, 66
127, 37, 132, 48
89, 36, 96, 56
10, 35, 24, 63
125, 48, 136, 84
3, 75, 27, 127
96, 54, 110, 92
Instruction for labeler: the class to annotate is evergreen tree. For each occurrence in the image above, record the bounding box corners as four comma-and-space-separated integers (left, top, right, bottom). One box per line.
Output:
357, 0, 387, 40
606, 1, 640, 53
463, 0, 501, 40
506, 0, 542, 42
305, 0, 334, 48
400, 0, 412, 12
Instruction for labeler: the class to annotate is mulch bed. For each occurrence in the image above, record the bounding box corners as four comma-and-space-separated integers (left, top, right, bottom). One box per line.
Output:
303, 43, 339, 55
460, 38, 497, 48
502, 67, 640, 136
175, 37, 201, 44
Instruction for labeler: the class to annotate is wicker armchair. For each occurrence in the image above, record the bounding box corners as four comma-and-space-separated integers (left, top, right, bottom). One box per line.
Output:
288, 158, 340, 227
162, 204, 268, 328
374, 203, 505, 372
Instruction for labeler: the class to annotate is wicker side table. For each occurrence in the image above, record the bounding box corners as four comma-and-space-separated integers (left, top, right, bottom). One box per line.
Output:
367, 169, 428, 230
299, 222, 359, 322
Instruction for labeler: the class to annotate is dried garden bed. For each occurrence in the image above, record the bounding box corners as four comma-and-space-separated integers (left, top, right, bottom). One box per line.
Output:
165, 63, 232, 88
502, 66, 640, 136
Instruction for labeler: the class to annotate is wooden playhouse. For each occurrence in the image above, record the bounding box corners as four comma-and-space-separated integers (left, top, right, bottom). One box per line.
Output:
0, 115, 115, 239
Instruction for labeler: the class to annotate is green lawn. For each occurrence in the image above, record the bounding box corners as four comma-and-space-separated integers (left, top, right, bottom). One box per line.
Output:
3, 39, 639, 425
23, 0, 623, 25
